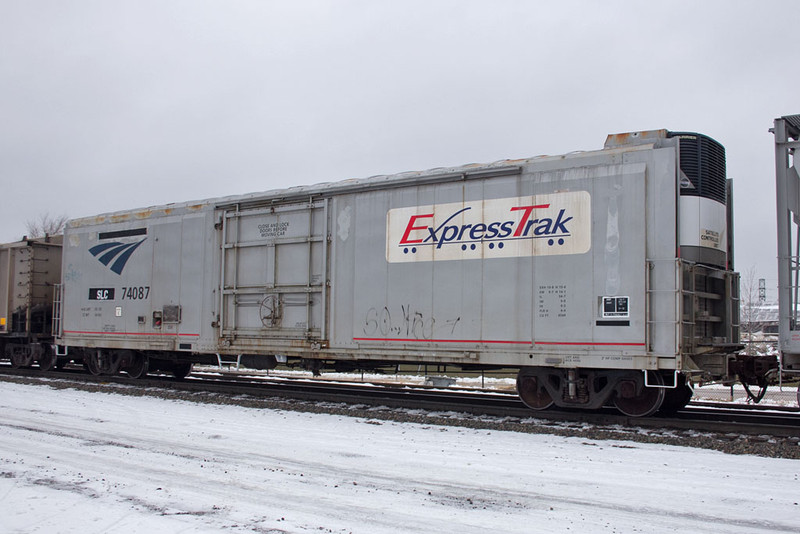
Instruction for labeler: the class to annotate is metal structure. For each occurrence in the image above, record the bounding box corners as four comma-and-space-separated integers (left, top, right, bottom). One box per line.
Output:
0, 236, 62, 369
773, 114, 800, 378
49, 128, 753, 416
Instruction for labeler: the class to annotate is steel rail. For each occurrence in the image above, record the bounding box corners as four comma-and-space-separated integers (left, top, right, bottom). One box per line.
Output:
0, 364, 798, 439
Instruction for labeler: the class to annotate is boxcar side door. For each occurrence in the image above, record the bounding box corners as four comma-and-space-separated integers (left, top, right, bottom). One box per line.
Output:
217, 198, 328, 350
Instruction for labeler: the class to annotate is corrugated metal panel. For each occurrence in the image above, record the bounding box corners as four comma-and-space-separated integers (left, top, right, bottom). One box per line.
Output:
0, 238, 62, 337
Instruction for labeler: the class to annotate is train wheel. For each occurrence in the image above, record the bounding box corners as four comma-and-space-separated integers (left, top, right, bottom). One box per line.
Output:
613, 372, 665, 417
172, 362, 193, 380
658, 375, 693, 415
37, 344, 58, 372
84, 349, 122, 375
83, 351, 102, 375
516, 369, 554, 410
658, 385, 693, 415
124, 353, 149, 379
10, 349, 34, 369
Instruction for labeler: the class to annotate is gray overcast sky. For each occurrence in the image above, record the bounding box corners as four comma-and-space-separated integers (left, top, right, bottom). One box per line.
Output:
1, 1, 796, 295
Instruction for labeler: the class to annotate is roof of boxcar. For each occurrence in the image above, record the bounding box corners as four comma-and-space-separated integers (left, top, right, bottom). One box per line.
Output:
67, 134, 661, 230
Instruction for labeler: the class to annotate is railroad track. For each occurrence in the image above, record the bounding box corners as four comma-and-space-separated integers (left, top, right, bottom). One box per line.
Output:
1, 364, 798, 439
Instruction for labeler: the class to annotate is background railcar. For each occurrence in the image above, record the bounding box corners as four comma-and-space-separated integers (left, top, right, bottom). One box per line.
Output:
0, 236, 62, 370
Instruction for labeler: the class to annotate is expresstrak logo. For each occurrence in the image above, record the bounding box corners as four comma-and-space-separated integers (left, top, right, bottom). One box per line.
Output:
88, 228, 147, 275
385, 192, 591, 263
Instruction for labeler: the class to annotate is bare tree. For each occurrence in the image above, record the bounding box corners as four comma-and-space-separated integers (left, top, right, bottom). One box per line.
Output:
25, 213, 69, 238
739, 266, 758, 355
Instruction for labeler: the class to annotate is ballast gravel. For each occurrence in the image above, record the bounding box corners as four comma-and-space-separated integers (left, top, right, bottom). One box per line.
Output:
2, 374, 798, 459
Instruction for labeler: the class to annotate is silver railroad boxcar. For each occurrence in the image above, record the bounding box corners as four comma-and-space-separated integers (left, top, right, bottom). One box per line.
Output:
55, 129, 744, 416
0, 236, 62, 370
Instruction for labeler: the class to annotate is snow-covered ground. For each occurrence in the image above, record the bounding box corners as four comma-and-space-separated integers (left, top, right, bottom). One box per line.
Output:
1, 380, 798, 534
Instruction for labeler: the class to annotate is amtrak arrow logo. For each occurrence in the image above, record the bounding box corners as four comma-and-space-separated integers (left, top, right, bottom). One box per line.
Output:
89, 239, 146, 275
